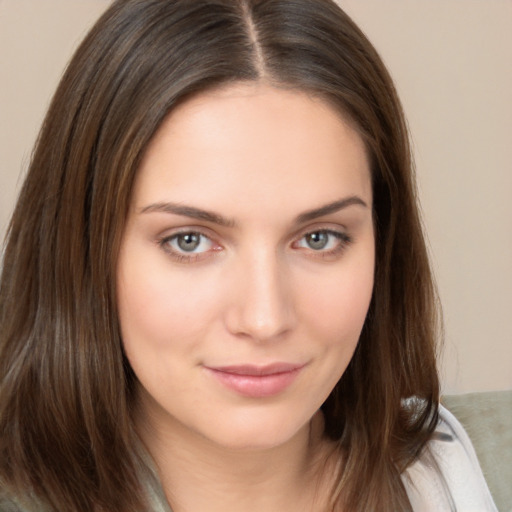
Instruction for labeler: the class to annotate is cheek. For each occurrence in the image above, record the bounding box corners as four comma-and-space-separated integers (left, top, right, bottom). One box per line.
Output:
116, 249, 221, 357
301, 256, 374, 401
301, 254, 374, 346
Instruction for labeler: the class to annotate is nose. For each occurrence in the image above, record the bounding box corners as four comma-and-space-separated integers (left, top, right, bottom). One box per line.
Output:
224, 249, 296, 342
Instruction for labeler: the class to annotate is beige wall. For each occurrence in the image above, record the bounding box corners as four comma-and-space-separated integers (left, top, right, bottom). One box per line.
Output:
1, 0, 510, 394
338, 0, 512, 394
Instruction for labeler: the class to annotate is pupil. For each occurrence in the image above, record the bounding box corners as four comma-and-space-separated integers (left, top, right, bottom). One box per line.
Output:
178, 233, 200, 251
307, 232, 328, 250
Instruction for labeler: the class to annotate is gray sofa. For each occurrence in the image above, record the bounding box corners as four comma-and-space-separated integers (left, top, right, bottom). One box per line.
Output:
442, 390, 512, 512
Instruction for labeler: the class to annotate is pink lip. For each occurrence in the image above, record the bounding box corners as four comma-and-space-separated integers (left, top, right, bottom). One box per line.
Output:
204, 363, 305, 398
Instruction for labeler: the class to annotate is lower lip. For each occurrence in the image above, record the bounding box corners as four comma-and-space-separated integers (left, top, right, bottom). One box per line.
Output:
205, 367, 303, 398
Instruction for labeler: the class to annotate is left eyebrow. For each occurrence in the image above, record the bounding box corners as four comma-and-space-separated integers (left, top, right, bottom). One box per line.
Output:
138, 195, 368, 228
294, 196, 368, 224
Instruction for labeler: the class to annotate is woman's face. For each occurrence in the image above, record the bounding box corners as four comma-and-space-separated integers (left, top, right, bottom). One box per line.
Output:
117, 83, 374, 450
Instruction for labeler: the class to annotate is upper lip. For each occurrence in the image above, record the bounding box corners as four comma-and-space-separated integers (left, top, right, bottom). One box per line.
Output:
206, 363, 305, 376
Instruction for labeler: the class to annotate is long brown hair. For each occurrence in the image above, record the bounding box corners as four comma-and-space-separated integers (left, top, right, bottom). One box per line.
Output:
0, 1, 440, 510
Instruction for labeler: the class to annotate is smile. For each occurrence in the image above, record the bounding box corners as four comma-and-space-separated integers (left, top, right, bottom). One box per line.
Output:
204, 363, 305, 398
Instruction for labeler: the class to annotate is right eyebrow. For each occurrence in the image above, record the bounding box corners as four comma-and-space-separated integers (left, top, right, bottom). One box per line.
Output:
139, 202, 236, 228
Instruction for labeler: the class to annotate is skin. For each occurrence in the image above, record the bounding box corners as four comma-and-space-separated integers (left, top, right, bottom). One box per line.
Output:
117, 83, 375, 512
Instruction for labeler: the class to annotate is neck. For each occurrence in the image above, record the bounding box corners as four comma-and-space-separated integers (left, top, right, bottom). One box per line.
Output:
136, 400, 334, 512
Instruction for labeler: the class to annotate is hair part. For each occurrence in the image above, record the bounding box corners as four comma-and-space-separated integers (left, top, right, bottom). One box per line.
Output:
0, 1, 441, 511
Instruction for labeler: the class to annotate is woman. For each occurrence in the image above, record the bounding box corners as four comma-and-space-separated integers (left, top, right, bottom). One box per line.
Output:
0, 1, 497, 511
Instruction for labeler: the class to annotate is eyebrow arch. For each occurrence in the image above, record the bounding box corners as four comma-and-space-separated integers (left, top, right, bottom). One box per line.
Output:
139, 195, 368, 228
295, 196, 368, 224
139, 202, 236, 227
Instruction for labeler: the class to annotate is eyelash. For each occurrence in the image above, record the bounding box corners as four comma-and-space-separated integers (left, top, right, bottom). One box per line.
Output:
157, 228, 353, 263
292, 229, 353, 259
157, 230, 219, 263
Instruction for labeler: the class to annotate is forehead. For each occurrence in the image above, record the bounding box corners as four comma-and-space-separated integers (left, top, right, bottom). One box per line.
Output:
133, 83, 372, 215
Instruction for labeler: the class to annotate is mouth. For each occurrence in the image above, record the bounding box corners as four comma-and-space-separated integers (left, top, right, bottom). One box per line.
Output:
204, 363, 306, 398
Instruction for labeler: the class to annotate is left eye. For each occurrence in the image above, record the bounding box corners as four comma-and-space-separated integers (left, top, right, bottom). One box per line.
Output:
164, 232, 214, 254
295, 230, 346, 251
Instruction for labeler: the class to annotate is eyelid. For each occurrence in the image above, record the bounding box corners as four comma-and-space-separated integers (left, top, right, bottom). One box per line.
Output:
291, 225, 353, 257
291, 222, 349, 242
157, 227, 223, 262
155, 223, 353, 263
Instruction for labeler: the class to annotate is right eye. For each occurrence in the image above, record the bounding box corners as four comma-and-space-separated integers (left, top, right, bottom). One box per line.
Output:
159, 231, 220, 262
169, 232, 212, 253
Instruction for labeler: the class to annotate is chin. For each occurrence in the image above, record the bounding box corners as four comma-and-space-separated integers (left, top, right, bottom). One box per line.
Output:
196, 408, 314, 452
